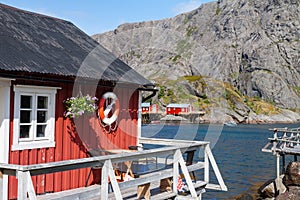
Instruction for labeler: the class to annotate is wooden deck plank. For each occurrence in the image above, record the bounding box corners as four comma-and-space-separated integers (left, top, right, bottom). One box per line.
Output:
37, 179, 207, 200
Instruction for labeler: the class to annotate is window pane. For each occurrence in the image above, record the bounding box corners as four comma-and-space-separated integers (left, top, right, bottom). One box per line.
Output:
37, 111, 47, 123
36, 125, 46, 137
21, 95, 32, 108
20, 110, 31, 123
37, 96, 48, 109
20, 125, 30, 138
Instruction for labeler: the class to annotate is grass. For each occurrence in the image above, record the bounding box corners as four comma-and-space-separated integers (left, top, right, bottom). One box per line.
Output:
245, 96, 279, 115
216, 7, 222, 15
294, 86, 300, 95
171, 55, 181, 62
186, 26, 198, 37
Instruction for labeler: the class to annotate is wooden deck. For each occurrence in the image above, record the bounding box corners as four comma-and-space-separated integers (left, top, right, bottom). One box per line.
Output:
0, 138, 227, 200
37, 180, 207, 200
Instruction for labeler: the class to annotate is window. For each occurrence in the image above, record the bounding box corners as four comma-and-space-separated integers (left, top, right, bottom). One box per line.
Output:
12, 85, 59, 150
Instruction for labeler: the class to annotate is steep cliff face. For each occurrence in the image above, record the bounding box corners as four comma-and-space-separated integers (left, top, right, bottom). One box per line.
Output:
93, 0, 300, 122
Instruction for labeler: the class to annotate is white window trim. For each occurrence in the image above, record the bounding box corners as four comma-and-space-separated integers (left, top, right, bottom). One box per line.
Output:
12, 85, 60, 151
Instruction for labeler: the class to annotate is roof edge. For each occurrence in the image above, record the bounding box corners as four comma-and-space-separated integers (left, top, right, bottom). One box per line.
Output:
0, 3, 70, 23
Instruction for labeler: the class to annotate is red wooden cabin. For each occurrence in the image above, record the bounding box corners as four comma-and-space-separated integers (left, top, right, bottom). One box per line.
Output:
166, 104, 193, 115
0, 4, 154, 199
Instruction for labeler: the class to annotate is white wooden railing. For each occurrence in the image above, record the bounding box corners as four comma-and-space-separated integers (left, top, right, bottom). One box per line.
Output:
262, 127, 300, 154
262, 127, 300, 178
0, 138, 227, 200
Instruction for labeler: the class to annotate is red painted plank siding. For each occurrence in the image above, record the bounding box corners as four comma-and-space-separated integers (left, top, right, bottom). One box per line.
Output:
36, 149, 46, 194
45, 148, 54, 192
8, 80, 140, 199
166, 107, 187, 115
53, 82, 66, 193
29, 149, 38, 192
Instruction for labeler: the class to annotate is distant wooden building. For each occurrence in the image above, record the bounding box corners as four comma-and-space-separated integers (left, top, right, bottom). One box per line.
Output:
166, 103, 193, 115
0, 3, 154, 200
141, 102, 159, 114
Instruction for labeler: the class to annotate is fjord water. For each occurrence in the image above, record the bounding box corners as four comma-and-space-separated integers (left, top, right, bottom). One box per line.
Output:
142, 123, 300, 199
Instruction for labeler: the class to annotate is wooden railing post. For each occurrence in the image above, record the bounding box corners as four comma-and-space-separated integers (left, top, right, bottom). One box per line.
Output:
273, 129, 278, 155
17, 171, 26, 200
276, 153, 280, 179
204, 144, 209, 183
175, 149, 198, 197
173, 150, 179, 194
17, 170, 37, 200
205, 144, 227, 191
101, 159, 122, 200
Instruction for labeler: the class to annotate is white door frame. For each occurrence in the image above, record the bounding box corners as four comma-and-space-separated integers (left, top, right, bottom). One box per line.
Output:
0, 78, 13, 200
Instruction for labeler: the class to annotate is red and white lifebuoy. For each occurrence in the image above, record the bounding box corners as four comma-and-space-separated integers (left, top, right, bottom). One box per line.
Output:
98, 92, 119, 126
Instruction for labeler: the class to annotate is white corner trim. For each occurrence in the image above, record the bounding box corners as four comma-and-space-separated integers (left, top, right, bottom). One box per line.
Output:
0, 78, 14, 87
0, 83, 11, 200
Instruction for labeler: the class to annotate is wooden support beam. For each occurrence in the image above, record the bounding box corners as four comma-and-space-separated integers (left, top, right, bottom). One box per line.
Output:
26, 171, 37, 200
17, 171, 37, 200
173, 150, 179, 194
17, 171, 26, 200
205, 145, 227, 191
204, 144, 209, 183
175, 149, 198, 197
276, 153, 280, 178
101, 160, 122, 200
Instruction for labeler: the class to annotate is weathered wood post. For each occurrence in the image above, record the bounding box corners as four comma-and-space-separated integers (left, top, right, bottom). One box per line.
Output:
204, 144, 209, 183
101, 159, 122, 200
17, 170, 37, 200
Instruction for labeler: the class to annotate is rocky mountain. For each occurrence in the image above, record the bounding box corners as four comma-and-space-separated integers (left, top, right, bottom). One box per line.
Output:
93, 0, 300, 123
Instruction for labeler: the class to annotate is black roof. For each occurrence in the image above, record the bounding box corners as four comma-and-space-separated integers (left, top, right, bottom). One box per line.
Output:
0, 4, 153, 87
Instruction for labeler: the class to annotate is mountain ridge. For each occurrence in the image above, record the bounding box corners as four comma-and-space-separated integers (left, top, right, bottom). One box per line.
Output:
93, 0, 300, 123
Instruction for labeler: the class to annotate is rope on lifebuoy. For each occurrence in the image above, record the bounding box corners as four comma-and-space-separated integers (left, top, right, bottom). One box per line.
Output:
98, 92, 119, 127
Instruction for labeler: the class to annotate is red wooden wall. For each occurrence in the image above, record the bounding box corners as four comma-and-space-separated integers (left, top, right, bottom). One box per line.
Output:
166, 107, 185, 115
8, 80, 139, 199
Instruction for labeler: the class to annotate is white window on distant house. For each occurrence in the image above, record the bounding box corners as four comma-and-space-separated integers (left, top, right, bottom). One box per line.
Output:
12, 85, 60, 150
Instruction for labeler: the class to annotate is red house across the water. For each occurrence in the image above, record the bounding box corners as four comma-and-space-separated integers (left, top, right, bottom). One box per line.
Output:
0, 4, 155, 199
166, 103, 193, 115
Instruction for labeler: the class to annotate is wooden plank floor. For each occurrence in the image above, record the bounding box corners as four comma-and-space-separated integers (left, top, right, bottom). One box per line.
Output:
97, 181, 177, 200
37, 181, 171, 200
38, 179, 207, 200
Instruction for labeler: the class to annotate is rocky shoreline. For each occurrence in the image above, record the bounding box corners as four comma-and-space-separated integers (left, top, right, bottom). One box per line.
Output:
199, 108, 300, 125
235, 161, 300, 200
143, 109, 300, 125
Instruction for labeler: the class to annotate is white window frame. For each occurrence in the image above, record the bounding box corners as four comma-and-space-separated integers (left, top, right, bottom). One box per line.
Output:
12, 85, 59, 151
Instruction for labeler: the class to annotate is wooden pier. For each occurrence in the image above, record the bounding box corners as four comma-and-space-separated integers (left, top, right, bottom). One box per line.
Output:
262, 127, 300, 178
0, 138, 227, 200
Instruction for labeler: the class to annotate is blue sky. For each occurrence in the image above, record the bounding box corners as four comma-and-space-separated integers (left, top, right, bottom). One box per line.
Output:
1, 0, 213, 35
